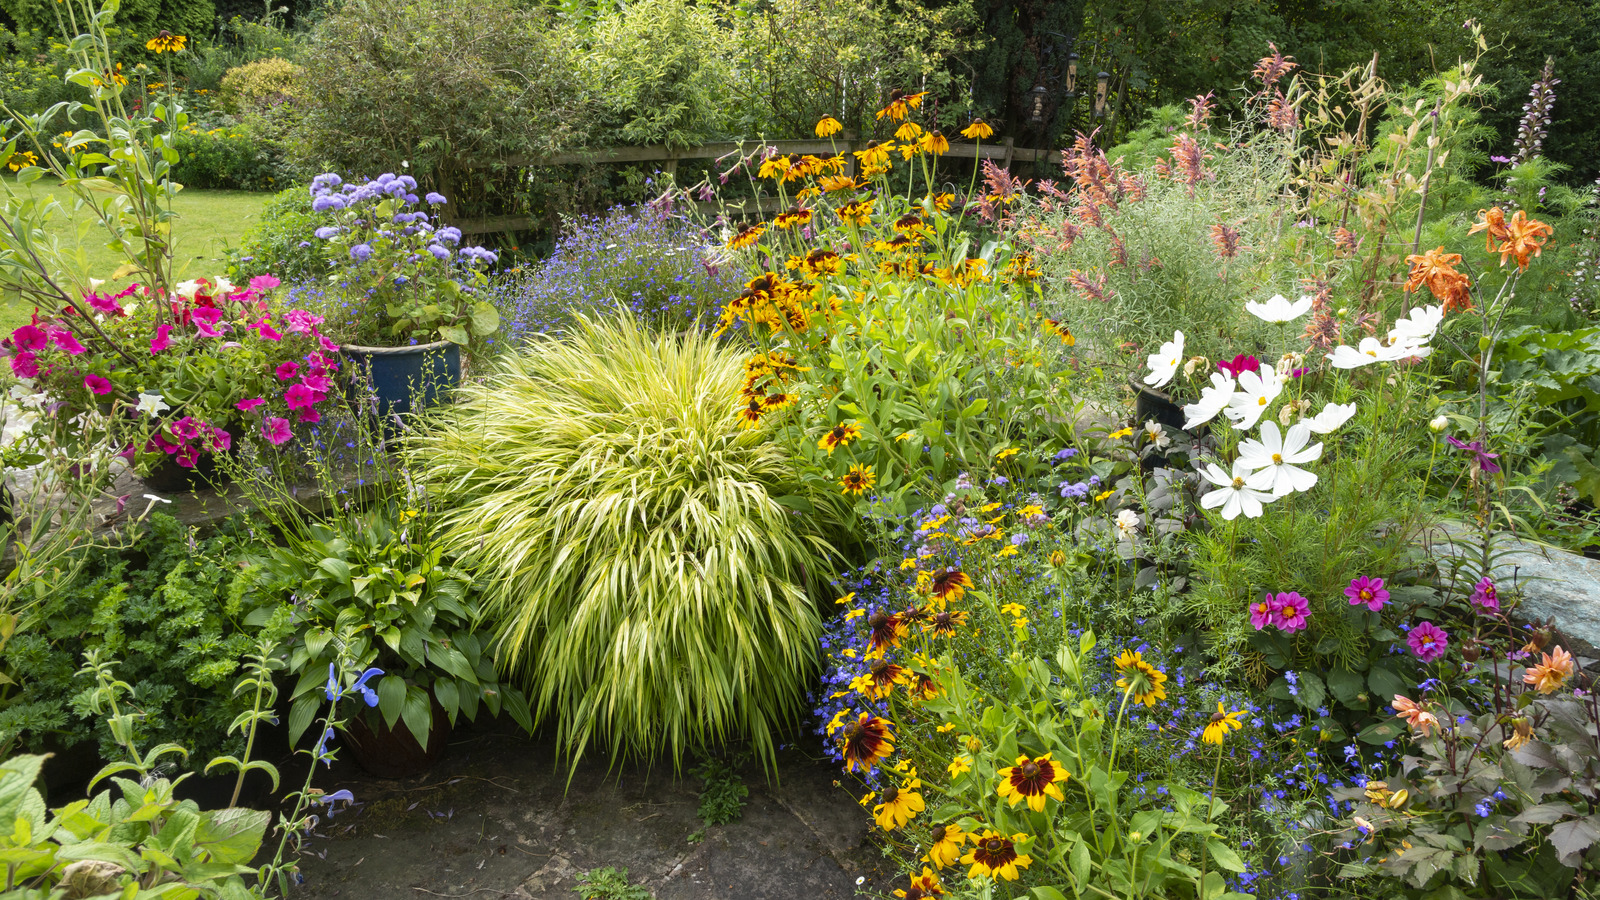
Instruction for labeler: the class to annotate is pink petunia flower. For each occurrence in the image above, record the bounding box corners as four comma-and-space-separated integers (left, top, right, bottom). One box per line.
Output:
1249, 595, 1279, 630
249, 274, 281, 293
284, 309, 324, 334
301, 373, 330, 394
10, 324, 46, 351
262, 416, 293, 445
150, 324, 174, 354
87, 292, 124, 316
318, 333, 340, 353
170, 417, 201, 441
236, 397, 266, 413
276, 361, 299, 381
191, 306, 226, 338
1407, 621, 1449, 662
252, 319, 283, 341
9, 351, 39, 378
284, 383, 315, 409
296, 407, 321, 424
51, 328, 85, 355
175, 444, 200, 468
1344, 575, 1389, 612
1272, 592, 1310, 632
207, 426, 232, 452
1471, 576, 1499, 613
83, 373, 113, 395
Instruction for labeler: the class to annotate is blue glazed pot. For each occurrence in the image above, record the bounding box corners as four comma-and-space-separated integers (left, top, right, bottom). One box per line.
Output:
341, 339, 462, 419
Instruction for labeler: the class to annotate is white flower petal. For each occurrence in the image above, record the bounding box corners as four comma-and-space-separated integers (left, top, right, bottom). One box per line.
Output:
1305, 402, 1357, 434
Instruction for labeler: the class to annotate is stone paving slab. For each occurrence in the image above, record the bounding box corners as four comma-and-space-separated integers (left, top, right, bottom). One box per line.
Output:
290, 717, 895, 900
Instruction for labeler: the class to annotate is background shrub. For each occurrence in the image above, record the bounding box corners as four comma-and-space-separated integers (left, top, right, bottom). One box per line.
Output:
170, 122, 289, 190
217, 55, 300, 115
579, 0, 733, 148
411, 314, 847, 770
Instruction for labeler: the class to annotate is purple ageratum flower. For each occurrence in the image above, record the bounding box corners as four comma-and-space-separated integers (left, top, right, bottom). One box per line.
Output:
1407, 621, 1449, 662
349, 243, 373, 262
1470, 576, 1499, 612
436, 226, 463, 245
1344, 575, 1389, 611
1273, 592, 1310, 632
311, 194, 347, 212
311, 173, 342, 193
1446, 436, 1501, 474
314, 226, 340, 240
427, 245, 450, 261
425, 192, 447, 205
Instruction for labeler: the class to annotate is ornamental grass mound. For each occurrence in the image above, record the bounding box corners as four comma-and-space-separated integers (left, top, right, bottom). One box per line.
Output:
411, 313, 845, 769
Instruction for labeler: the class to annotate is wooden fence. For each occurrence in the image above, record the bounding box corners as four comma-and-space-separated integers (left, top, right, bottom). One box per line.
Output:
446, 136, 1060, 237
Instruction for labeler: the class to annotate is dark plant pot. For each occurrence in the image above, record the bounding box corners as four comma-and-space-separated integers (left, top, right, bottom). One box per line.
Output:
138, 451, 231, 493
341, 340, 462, 420
342, 702, 451, 779
1131, 380, 1186, 431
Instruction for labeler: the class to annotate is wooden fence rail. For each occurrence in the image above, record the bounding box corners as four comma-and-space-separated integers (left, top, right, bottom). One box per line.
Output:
448, 135, 1059, 237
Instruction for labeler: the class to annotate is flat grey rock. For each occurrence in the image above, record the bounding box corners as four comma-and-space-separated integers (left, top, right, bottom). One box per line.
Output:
1422, 523, 1600, 652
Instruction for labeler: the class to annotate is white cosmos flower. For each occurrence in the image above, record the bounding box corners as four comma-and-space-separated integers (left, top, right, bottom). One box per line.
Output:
1183, 372, 1235, 430
1237, 421, 1322, 497
1329, 337, 1387, 369
1144, 420, 1172, 449
1198, 459, 1274, 520
1224, 363, 1282, 430
1143, 330, 1185, 388
1114, 508, 1142, 538
1389, 304, 1444, 346
1245, 293, 1314, 323
1304, 401, 1357, 434
136, 392, 171, 419
1380, 336, 1431, 362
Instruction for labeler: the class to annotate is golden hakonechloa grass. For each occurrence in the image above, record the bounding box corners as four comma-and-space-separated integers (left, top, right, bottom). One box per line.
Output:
412, 313, 848, 771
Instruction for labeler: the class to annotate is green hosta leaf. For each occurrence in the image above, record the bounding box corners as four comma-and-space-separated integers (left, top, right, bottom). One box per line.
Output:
377, 675, 407, 729
401, 685, 434, 749
434, 678, 460, 725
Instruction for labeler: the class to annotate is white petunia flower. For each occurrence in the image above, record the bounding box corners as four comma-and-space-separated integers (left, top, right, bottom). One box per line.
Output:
1224, 364, 1283, 431
1183, 372, 1236, 430
1304, 401, 1357, 434
1237, 421, 1323, 497
136, 392, 170, 419
1143, 331, 1185, 388
1198, 460, 1274, 520
1245, 293, 1314, 323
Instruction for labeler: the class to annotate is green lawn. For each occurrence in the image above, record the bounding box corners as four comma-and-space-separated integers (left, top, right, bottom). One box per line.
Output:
0, 177, 272, 333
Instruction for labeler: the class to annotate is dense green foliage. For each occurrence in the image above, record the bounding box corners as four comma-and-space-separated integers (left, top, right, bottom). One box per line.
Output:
411, 314, 847, 770
0, 516, 290, 766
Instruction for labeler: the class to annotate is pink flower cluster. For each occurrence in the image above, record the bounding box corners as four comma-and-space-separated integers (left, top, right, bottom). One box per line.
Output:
239, 348, 340, 445
1343, 575, 1389, 611
149, 416, 232, 468
1249, 591, 1310, 633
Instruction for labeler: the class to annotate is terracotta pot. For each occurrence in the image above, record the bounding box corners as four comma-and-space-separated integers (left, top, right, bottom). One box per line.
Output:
342, 700, 451, 779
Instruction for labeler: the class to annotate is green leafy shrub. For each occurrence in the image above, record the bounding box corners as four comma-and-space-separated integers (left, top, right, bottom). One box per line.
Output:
580, 0, 732, 148
225, 184, 323, 283
217, 56, 301, 115
0, 515, 292, 767
411, 313, 847, 769
170, 122, 288, 190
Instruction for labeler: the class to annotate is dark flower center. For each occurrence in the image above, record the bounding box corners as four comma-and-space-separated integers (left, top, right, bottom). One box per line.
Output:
1210, 711, 1226, 724
881, 786, 899, 803
1020, 761, 1040, 779
869, 659, 890, 676
985, 838, 1005, 853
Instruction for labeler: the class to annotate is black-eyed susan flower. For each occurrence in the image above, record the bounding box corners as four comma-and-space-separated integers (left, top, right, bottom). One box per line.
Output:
5, 151, 39, 172
727, 223, 765, 249
837, 197, 875, 226
1113, 650, 1169, 707
866, 609, 905, 651
853, 658, 909, 699
796, 248, 845, 277
854, 140, 894, 168
893, 213, 928, 236
758, 154, 791, 180
840, 463, 876, 495
893, 867, 945, 900
1203, 702, 1246, 744
947, 754, 973, 778
773, 206, 814, 230
877, 89, 929, 121
760, 392, 795, 412
894, 120, 924, 143
815, 115, 843, 137
961, 119, 995, 140
819, 421, 862, 454
1043, 318, 1075, 345
926, 191, 955, 212
996, 753, 1069, 812
833, 712, 895, 773
736, 398, 765, 429
145, 30, 187, 53
920, 130, 950, 155
925, 609, 968, 636
925, 823, 968, 869
929, 568, 972, 602
872, 775, 925, 831
961, 831, 1031, 881
907, 670, 941, 701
